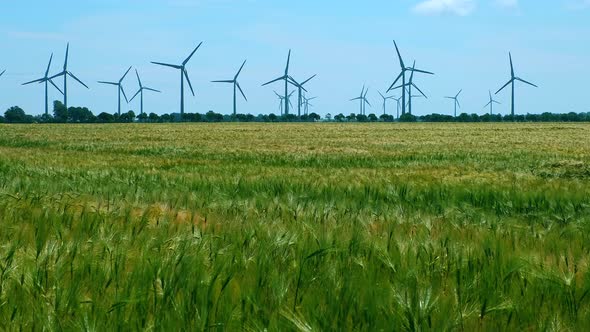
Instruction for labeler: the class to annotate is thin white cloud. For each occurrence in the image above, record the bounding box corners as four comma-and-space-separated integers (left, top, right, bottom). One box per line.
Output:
413, 0, 476, 16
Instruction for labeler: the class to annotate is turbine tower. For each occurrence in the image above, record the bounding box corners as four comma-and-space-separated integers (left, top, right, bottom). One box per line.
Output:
484, 90, 501, 115
263, 50, 295, 116
48, 43, 89, 110
129, 69, 161, 118
98, 66, 132, 116
288, 74, 316, 117
152, 42, 203, 120
212, 60, 247, 116
22, 53, 64, 116
378, 92, 394, 115
496, 52, 538, 118
445, 89, 462, 117
387, 40, 433, 116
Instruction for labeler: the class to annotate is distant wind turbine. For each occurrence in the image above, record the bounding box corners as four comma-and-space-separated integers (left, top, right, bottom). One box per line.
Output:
22, 53, 63, 116
130, 69, 161, 118
212, 60, 247, 116
378, 91, 394, 115
393, 97, 402, 119
274, 90, 294, 116
496, 52, 538, 118
98, 66, 132, 116
445, 89, 462, 117
484, 90, 501, 115
48, 43, 89, 110
303, 96, 316, 115
362, 88, 371, 115
387, 40, 433, 116
152, 42, 203, 120
288, 74, 316, 117
263, 50, 295, 116
350, 85, 366, 115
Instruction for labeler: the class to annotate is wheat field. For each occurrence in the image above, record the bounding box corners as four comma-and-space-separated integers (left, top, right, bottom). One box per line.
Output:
1, 123, 590, 330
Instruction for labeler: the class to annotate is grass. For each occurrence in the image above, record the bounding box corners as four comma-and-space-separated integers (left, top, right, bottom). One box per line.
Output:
1, 122, 590, 330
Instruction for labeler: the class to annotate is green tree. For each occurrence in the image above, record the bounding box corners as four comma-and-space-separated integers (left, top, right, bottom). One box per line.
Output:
53, 100, 68, 123
4, 106, 28, 123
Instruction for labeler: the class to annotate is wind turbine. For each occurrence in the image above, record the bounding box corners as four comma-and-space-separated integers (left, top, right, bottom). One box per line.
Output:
350, 85, 365, 115
263, 50, 295, 116
496, 52, 538, 118
48, 43, 89, 110
393, 97, 402, 119
387, 40, 433, 116
152, 42, 202, 119
303, 96, 316, 115
129, 69, 161, 118
389, 61, 428, 115
484, 90, 501, 115
98, 66, 132, 116
288, 74, 316, 117
377, 91, 394, 115
445, 89, 462, 117
211, 60, 247, 116
274, 90, 294, 116
22, 53, 64, 116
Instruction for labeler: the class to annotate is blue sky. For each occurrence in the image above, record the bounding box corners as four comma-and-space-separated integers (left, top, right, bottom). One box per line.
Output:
1, 0, 589, 117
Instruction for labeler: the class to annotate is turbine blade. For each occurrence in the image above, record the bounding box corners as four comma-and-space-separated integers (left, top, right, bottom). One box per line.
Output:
235, 59, 246, 79
68, 71, 89, 89
301, 74, 316, 86
364, 99, 372, 107
516, 77, 538, 88
285, 49, 291, 75
378, 91, 385, 99
493, 100, 501, 104
456, 100, 461, 108
456, 89, 462, 97
0, 69, 5, 77
393, 40, 404, 69
183, 42, 203, 65
184, 69, 195, 96
509, 52, 514, 78
120, 66, 132, 83
495, 79, 513, 94
120, 85, 129, 103
45, 53, 54, 77
144, 87, 161, 93
350, 97, 362, 101
236, 82, 247, 101
211, 80, 234, 83
22, 78, 45, 85
63, 42, 69, 70
387, 72, 404, 92
97, 81, 119, 86
412, 83, 427, 98
130, 89, 141, 102
409, 68, 434, 75
135, 69, 142, 88
262, 75, 286, 86
151, 62, 182, 69
49, 79, 64, 95
48, 71, 66, 80
483, 101, 492, 108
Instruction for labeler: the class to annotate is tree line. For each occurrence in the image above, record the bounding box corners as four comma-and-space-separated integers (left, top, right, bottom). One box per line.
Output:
1, 100, 589, 123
